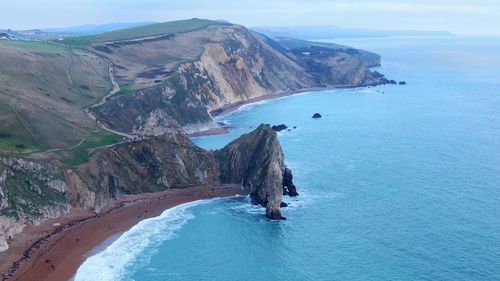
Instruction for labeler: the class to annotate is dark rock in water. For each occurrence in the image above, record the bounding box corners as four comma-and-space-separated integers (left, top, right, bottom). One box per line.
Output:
283, 167, 299, 197
272, 124, 288, 132
280, 201, 288, 207
399, 81, 407, 85
312, 113, 322, 119
389, 79, 397, 85
293, 126, 297, 129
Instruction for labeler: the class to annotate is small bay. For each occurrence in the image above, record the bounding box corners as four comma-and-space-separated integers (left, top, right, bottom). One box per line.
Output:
75, 36, 500, 281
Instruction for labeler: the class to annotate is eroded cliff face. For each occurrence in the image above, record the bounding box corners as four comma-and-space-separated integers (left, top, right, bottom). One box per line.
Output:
90, 24, 387, 136
215, 124, 295, 219
0, 125, 295, 251
75, 133, 220, 198
0, 158, 71, 251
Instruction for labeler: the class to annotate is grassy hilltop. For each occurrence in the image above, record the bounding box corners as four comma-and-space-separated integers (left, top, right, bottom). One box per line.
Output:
63, 18, 227, 45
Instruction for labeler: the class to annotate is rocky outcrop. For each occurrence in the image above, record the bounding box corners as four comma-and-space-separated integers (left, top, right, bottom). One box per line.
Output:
283, 167, 298, 197
78, 124, 295, 219
272, 124, 288, 132
214, 124, 295, 219
75, 133, 220, 198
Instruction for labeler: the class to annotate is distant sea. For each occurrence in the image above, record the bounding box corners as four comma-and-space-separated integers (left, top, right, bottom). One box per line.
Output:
74, 36, 500, 281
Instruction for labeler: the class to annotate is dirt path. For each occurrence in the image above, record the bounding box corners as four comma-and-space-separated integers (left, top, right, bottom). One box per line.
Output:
83, 60, 135, 139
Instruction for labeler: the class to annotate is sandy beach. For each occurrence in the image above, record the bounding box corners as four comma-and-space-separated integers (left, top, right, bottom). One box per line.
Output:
211, 87, 330, 118
0, 185, 246, 281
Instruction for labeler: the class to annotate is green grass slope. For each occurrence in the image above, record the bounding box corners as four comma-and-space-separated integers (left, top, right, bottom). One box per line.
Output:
63, 18, 227, 45
0, 40, 111, 152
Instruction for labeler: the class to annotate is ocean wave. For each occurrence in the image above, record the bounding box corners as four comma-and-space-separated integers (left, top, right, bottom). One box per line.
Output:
73, 199, 217, 281
235, 100, 271, 113
228, 196, 266, 216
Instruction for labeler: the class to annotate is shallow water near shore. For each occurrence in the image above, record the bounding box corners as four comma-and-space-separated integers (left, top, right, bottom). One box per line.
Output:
75, 36, 500, 281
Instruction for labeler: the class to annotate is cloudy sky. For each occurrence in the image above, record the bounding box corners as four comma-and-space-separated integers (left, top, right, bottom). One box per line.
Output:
1, 0, 499, 35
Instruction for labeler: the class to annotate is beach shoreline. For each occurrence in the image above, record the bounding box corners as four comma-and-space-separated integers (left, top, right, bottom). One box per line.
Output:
189, 84, 384, 137
0, 185, 246, 281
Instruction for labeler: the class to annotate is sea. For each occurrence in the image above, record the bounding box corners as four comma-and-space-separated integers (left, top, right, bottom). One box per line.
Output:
74, 36, 500, 281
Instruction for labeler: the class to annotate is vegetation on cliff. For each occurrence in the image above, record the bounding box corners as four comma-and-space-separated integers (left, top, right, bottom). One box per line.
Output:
0, 18, 390, 251
0, 125, 296, 250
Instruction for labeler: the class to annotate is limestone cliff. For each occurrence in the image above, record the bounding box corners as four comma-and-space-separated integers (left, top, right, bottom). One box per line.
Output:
0, 125, 295, 250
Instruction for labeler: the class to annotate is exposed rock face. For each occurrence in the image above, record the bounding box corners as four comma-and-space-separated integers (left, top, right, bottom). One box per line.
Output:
0, 125, 296, 250
283, 167, 299, 197
91, 24, 388, 136
0, 157, 71, 251
312, 113, 322, 119
215, 124, 295, 219
76, 133, 220, 198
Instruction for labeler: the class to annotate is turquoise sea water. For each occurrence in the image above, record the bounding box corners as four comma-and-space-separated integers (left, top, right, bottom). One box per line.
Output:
75, 36, 500, 281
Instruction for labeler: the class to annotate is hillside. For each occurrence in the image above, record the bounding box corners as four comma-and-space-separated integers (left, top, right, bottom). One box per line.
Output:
0, 18, 390, 262
273, 36, 382, 67
0, 18, 390, 161
64, 19, 390, 136
0, 41, 113, 153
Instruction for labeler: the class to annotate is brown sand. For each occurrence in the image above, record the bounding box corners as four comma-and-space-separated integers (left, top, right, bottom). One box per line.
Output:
210, 86, 339, 118
185, 127, 230, 137
0, 185, 246, 281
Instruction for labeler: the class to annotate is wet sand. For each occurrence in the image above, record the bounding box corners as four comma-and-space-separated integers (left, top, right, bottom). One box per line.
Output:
210, 87, 330, 118
0, 185, 246, 281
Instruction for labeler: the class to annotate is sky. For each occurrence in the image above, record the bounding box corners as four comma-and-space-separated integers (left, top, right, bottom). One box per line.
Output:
1, 0, 499, 35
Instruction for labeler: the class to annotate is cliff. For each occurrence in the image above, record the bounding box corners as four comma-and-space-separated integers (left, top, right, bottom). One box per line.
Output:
85, 20, 389, 136
0, 125, 295, 250
215, 124, 295, 219
0, 158, 70, 251
0, 18, 388, 253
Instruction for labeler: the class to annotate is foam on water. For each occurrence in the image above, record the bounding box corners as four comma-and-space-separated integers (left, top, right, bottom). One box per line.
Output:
76, 36, 500, 281
73, 199, 217, 281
